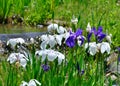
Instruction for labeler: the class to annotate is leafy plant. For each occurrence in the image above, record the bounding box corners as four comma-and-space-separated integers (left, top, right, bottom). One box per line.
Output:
0, 0, 12, 23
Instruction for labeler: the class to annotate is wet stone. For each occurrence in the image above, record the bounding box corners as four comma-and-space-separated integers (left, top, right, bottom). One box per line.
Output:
37, 24, 44, 28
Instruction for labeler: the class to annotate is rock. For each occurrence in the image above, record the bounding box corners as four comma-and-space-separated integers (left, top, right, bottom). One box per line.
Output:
111, 74, 117, 81
0, 40, 3, 47
105, 52, 120, 86
106, 52, 118, 65
106, 52, 120, 74
37, 24, 44, 28
109, 62, 120, 74
0, 40, 5, 54
0, 48, 5, 54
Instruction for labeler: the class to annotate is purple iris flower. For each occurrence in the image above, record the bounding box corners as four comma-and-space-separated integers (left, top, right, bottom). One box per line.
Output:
77, 35, 84, 46
93, 26, 106, 42
69, 29, 74, 34
66, 29, 84, 48
75, 29, 83, 37
87, 26, 106, 42
41, 64, 50, 72
66, 35, 75, 48
87, 32, 92, 42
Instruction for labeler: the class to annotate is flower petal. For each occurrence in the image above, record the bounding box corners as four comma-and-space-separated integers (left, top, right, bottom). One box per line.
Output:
97, 26, 103, 34
41, 50, 47, 62
28, 80, 36, 86
92, 27, 97, 36
87, 32, 92, 42
101, 42, 110, 54
55, 35, 63, 46
20, 58, 27, 68
66, 35, 75, 48
106, 34, 112, 43
41, 64, 50, 72
57, 26, 67, 34
47, 23, 58, 32
77, 36, 84, 46
63, 32, 70, 40
75, 29, 82, 37
40, 35, 48, 41
71, 17, 78, 24
7, 39, 17, 48
47, 51, 57, 61
33, 79, 41, 85
85, 43, 89, 49
97, 33, 106, 42
89, 42, 97, 56
7, 53, 17, 64
86, 22, 91, 32
48, 35, 56, 48
35, 50, 43, 56
7, 38, 25, 49
57, 52, 65, 65
40, 40, 48, 49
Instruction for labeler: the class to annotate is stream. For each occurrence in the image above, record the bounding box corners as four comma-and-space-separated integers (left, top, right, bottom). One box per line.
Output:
0, 25, 47, 41
0, 25, 46, 34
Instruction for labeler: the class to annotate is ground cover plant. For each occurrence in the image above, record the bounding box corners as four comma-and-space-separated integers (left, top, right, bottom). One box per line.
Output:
0, 0, 120, 86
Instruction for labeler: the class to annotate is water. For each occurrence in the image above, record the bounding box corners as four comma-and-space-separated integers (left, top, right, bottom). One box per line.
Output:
0, 25, 47, 34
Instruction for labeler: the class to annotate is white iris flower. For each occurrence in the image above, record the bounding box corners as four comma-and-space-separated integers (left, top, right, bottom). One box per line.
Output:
85, 42, 98, 56
106, 34, 112, 43
20, 79, 41, 86
57, 26, 67, 34
35, 49, 65, 65
7, 38, 25, 49
86, 22, 91, 32
40, 35, 56, 49
54, 34, 64, 46
100, 42, 111, 54
63, 32, 70, 41
7, 53, 28, 68
71, 15, 78, 24
47, 23, 58, 32
47, 23, 67, 34
40, 34, 65, 49
85, 42, 111, 55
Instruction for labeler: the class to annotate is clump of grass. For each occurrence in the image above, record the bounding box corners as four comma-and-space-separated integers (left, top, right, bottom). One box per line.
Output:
0, 0, 12, 23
